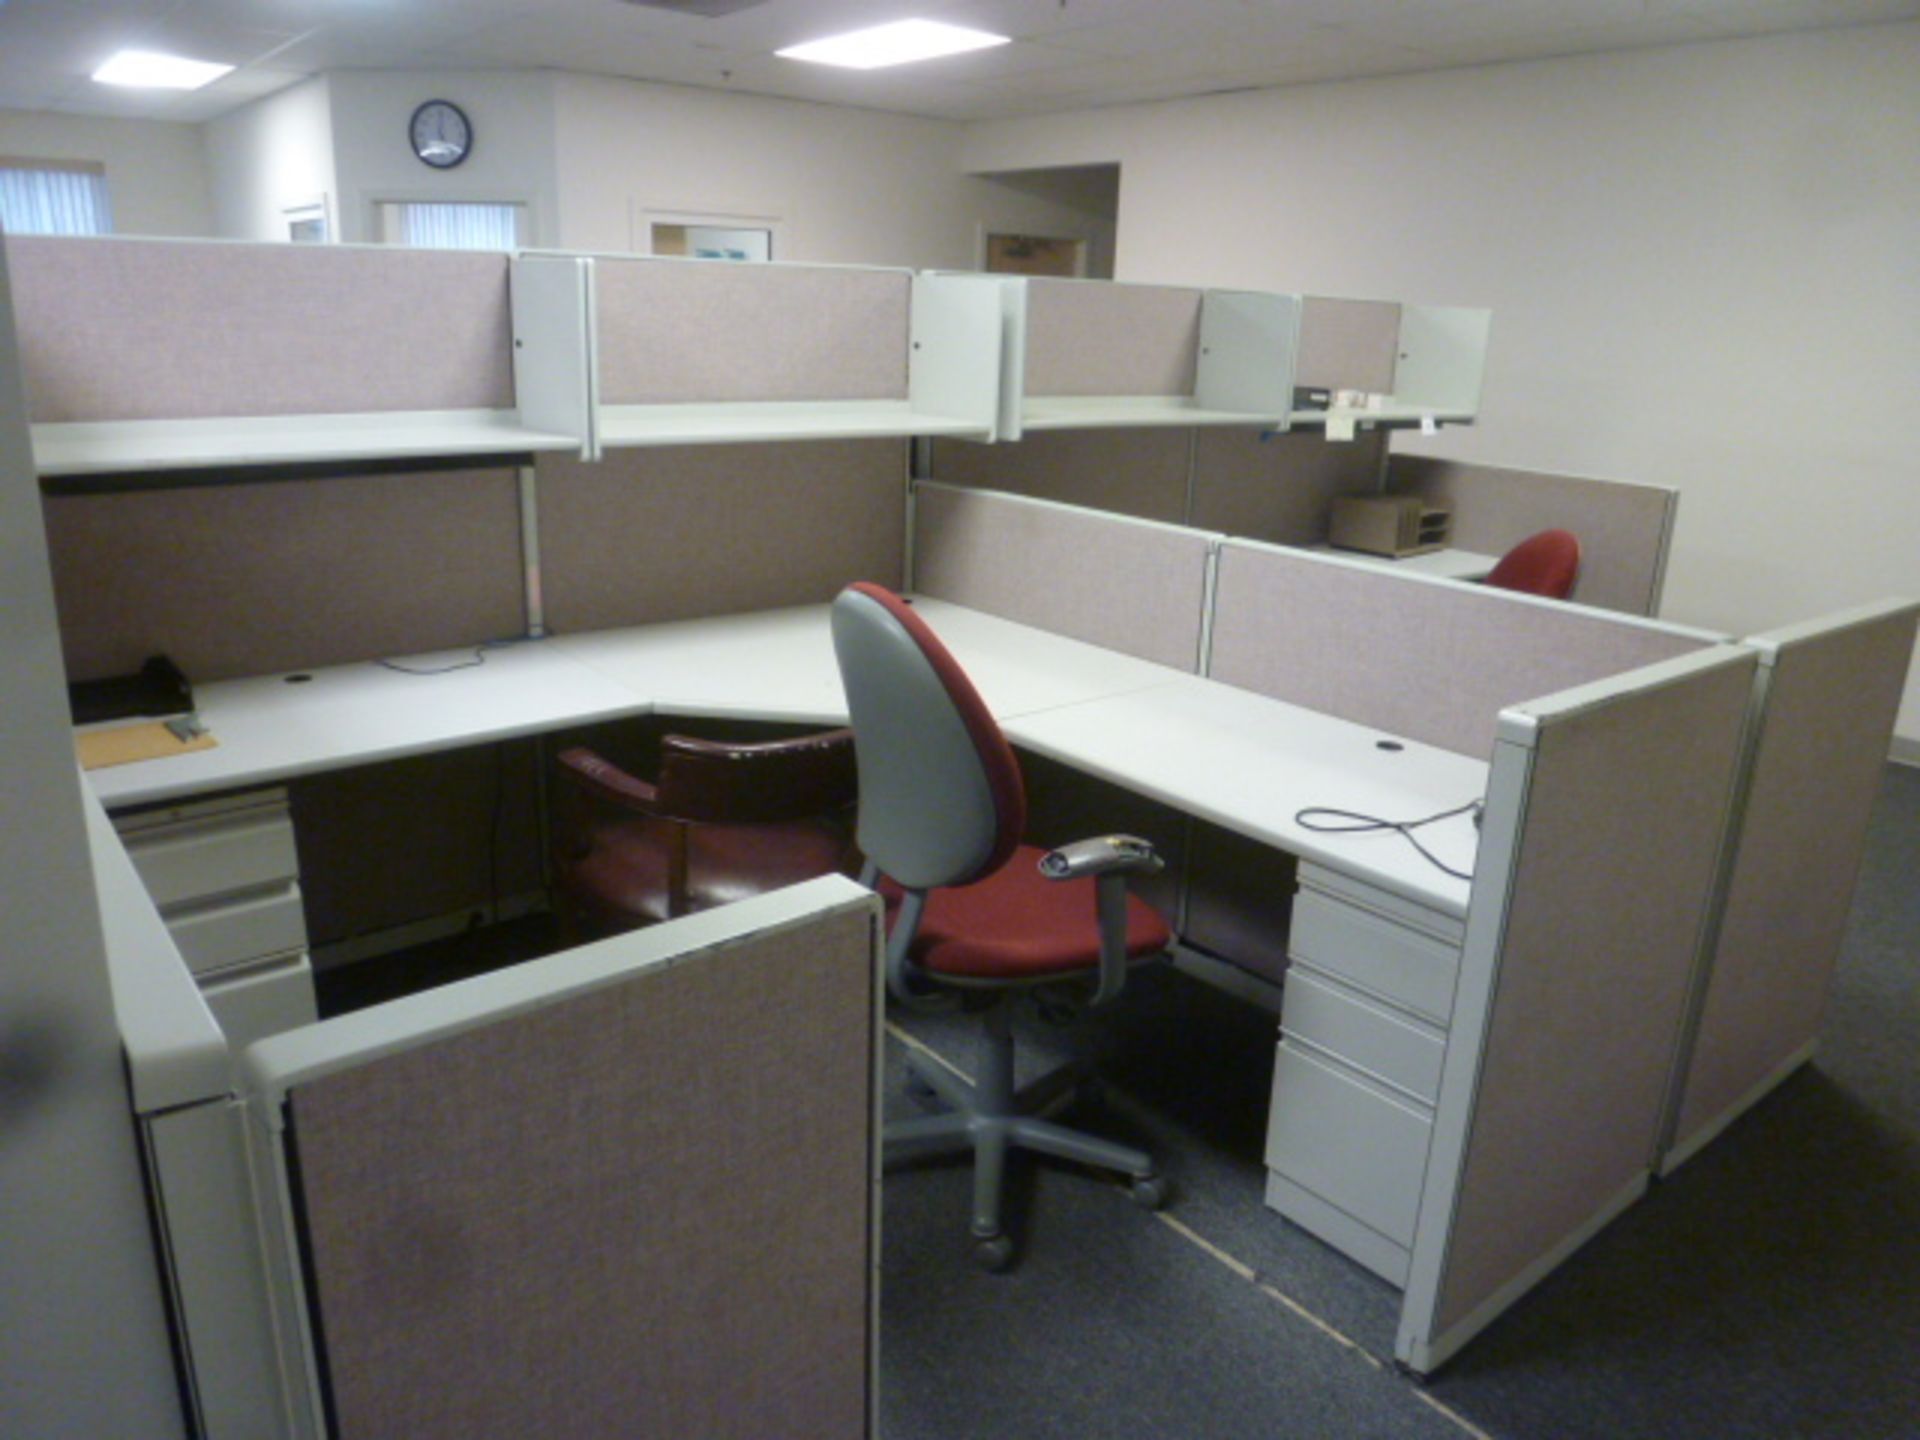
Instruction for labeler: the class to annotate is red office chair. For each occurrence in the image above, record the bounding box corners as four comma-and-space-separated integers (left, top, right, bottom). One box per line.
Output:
831, 582, 1171, 1270
1485, 528, 1581, 599
553, 730, 857, 938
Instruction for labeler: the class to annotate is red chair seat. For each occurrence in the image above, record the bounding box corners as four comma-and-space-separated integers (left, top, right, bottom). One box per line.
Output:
570, 816, 849, 927
883, 844, 1171, 981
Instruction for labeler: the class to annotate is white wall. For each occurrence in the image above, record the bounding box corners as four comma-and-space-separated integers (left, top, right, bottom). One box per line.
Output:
964, 24, 1920, 744
203, 77, 336, 242
326, 71, 560, 247
0, 108, 213, 236
551, 73, 1106, 267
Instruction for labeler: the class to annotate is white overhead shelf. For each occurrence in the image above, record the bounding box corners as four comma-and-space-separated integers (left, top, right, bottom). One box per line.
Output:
32, 409, 583, 479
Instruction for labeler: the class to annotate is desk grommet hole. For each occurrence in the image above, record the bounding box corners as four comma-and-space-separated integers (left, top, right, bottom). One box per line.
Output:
285, 673, 313, 684
1376, 739, 1404, 752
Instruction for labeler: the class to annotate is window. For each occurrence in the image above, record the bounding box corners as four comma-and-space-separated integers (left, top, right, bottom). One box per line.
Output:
650, 222, 772, 262
375, 201, 523, 251
0, 160, 112, 236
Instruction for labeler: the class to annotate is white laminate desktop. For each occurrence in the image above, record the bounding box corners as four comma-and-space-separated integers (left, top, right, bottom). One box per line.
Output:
544, 599, 1188, 729
1004, 675, 1483, 918
86, 639, 648, 811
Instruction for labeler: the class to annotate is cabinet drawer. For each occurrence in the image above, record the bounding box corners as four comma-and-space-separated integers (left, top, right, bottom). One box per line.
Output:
1289, 887, 1460, 1026
1283, 965, 1446, 1105
165, 883, 308, 976
200, 951, 316, 1052
1265, 1040, 1433, 1248
121, 809, 299, 909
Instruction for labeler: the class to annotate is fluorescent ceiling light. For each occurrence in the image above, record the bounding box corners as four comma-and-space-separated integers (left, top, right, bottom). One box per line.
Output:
92, 49, 234, 90
776, 18, 1010, 70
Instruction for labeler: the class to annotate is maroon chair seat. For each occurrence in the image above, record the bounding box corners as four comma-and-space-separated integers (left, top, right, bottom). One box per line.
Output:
1486, 528, 1582, 599
554, 730, 856, 938
882, 845, 1170, 982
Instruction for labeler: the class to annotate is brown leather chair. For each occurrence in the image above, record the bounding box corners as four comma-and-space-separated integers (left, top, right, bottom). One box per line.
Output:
553, 729, 858, 939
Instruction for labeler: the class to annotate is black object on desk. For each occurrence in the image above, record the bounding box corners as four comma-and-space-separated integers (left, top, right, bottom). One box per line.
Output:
69, 654, 194, 725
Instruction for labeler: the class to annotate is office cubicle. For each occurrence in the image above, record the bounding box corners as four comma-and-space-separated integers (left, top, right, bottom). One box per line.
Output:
12, 234, 1910, 1389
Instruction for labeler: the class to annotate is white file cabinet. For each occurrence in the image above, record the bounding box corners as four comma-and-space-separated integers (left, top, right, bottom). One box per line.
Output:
114, 788, 315, 1049
1264, 863, 1463, 1286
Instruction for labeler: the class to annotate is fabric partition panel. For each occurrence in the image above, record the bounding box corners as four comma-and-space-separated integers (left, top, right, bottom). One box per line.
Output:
42, 468, 525, 681
1388, 456, 1677, 616
1398, 647, 1757, 1373
4, 235, 513, 421
245, 881, 881, 1440
912, 481, 1215, 672
1664, 601, 1920, 1170
1022, 278, 1203, 397
1295, 297, 1401, 395
537, 440, 906, 634
1208, 541, 1712, 759
593, 258, 909, 405
1189, 428, 1387, 544
927, 430, 1193, 524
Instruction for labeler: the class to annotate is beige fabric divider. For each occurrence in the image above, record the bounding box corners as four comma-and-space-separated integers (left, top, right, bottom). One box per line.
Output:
593, 259, 909, 405
1189, 428, 1386, 544
43, 469, 525, 682
1389, 456, 1676, 616
1296, 297, 1401, 394
927, 430, 1192, 524
284, 900, 877, 1440
5, 236, 513, 421
1670, 603, 1919, 1158
1429, 653, 1755, 1337
1209, 541, 1709, 759
912, 482, 1214, 672
538, 440, 906, 634
1022, 278, 1203, 397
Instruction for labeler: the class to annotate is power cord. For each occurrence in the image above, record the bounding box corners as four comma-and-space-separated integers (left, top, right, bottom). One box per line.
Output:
1294, 799, 1482, 882
375, 637, 528, 676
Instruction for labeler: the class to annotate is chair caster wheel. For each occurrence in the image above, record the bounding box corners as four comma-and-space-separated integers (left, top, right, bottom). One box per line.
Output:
972, 1233, 1016, 1272
1130, 1174, 1170, 1211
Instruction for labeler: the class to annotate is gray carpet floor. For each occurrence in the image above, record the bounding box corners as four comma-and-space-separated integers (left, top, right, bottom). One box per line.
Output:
878, 763, 1920, 1440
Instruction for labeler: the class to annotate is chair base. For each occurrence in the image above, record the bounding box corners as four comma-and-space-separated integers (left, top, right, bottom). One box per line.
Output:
885, 998, 1161, 1268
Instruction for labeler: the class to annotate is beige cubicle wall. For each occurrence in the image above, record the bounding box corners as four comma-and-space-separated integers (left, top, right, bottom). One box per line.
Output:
1402, 645, 1757, 1369
1207, 540, 1711, 760
1388, 454, 1678, 615
910, 480, 1215, 671
1021, 277, 1203, 398
537, 440, 907, 635
1661, 600, 1920, 1173
1295, 295, 1401, 395
4, 235, 514, 422
248, 882, 883, 1440
42, 468, 528, 683
593, 257, 909, 406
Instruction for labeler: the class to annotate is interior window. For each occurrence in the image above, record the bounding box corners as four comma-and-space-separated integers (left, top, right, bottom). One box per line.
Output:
376, 201, 523, 250
0, 160, 112, 236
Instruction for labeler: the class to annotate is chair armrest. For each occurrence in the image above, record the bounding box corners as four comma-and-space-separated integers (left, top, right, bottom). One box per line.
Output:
556, 747, 661, 813
1039, 836, 1164, 1008
1038, 834, 1163, 880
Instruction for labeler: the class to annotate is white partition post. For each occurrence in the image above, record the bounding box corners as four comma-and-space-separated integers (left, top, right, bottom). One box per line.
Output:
1393, 305, 1493, 420
510, 254, 598, 459
1195, 289, 1303, 424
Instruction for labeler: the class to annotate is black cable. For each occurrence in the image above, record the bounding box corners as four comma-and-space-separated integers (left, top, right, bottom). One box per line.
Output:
1294, 799, 1481, 882
375, 637, 526, 676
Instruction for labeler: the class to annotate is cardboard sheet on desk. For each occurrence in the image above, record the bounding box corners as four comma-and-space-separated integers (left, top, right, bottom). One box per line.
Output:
76, 720, 218, 770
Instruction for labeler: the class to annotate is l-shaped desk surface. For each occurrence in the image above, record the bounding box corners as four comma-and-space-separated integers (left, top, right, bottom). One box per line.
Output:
85, 597, 1484, 919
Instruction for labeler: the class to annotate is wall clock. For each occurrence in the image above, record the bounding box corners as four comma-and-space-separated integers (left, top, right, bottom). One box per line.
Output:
409, 100, 472, 169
